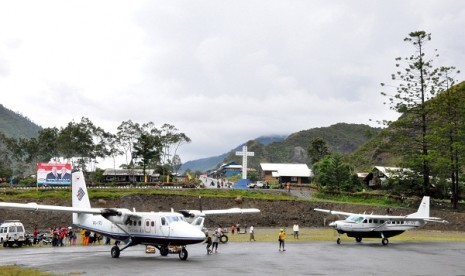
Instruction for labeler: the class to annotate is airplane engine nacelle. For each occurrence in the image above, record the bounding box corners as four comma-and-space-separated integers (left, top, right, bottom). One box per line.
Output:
101, 208, 132, 225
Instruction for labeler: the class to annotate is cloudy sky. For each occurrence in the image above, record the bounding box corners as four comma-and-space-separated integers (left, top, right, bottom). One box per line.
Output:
1, 1, 464, 166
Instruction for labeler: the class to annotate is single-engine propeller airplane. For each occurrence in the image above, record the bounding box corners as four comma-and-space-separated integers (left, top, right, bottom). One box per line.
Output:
0, 171, 260, 260
314, 196, 447, 245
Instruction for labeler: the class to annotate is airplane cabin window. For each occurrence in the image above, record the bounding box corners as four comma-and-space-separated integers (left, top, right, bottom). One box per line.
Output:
161, 217, 166, 225
374, 219, 378, 223
146, 221, 150, 227
138, 221, 141, 226
151, 221, 155, 227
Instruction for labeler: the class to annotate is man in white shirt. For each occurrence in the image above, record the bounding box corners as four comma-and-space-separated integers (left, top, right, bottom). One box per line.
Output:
293, 223, 299, 239
249, 225, 256, 241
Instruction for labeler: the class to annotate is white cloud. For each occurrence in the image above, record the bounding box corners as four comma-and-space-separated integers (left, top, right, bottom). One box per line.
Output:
0, 0, 464, 166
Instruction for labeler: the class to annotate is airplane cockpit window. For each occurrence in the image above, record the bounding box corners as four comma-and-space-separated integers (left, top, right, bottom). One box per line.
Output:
166, 216, 186, 223
347, 215, 364, 224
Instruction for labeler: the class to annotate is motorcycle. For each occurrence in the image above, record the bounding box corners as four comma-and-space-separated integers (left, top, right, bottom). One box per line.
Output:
24, 233, 34, 246
37, 233, 52, 245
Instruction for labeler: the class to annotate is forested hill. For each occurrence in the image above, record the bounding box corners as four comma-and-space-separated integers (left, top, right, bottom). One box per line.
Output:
349, 81, 465, 172
221, 123, 381, 171
0, 104, 41, 138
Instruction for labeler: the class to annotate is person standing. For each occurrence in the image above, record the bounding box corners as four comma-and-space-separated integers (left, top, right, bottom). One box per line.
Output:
212, 230, 220, 253
293, 223, 299, 239
204, 232, 213, 254
249, 225, 256, 241
33, 227, 39, 245
278, 228, 286, 251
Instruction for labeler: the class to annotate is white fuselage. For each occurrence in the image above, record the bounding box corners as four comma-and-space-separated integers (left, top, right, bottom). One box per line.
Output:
330, 214, 427, 238
74, 211, 206, 246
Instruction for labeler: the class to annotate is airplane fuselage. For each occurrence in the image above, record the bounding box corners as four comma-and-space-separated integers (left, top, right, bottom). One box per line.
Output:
330, 214, 427, 239
74, 211, 206, 246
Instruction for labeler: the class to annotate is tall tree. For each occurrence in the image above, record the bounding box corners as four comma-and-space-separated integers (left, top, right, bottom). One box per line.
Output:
307, 137, 330, 164
116, 120, 141, 169
133, 132, 161, 180
381, 31, 444, 195
159, 124, 191, 173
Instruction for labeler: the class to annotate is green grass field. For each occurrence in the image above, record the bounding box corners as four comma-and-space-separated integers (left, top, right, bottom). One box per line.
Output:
225, 227, 465, 243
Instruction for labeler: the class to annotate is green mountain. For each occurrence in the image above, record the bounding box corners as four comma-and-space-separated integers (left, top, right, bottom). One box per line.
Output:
180, 135, 287, 173
0, 104, 41, 138
220, 123, 381, 171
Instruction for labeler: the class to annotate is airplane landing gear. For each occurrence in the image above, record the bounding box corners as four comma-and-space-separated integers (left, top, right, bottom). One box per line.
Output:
160, 246, 169, 256
110, 238, 136, 258
382, 238, 389, 246
355, 237, 362, 243
111, 246, 120, 258
179, 247, 188, 260
336, 238, 341, 244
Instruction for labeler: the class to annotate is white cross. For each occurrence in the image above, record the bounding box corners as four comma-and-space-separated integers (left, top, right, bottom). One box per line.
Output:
235, 146, 254, 179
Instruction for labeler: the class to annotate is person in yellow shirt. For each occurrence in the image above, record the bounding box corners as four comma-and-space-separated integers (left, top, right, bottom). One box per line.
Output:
278, 228, 286, 251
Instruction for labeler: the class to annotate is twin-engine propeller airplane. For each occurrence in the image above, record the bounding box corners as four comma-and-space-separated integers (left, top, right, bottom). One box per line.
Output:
0, 171, 260, 260
314, 196, 447, 245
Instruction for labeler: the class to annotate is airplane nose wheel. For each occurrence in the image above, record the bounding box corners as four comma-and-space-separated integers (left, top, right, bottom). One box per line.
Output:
111, 246, 120, 258
336, 238, 341, 245
179, 247, 188, 260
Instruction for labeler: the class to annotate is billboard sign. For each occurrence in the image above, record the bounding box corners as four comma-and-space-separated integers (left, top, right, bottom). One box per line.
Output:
37, 163, 72, 185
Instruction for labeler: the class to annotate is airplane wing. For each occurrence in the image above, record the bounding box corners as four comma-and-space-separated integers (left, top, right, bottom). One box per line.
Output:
0, 202, 102, 215
0, 202, 142, 224
314, 208, 354, 218
179, 208, 260, 218
202, 208, 260, 215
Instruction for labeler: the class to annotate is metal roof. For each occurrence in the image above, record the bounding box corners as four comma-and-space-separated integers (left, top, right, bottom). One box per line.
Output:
102, 169, 159, 176
260, 163, 312, 177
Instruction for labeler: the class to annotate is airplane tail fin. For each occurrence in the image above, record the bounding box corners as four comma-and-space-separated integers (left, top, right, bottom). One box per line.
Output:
72, 171, 91, 209
407, 196, 430, 218
72, 171, 92, 226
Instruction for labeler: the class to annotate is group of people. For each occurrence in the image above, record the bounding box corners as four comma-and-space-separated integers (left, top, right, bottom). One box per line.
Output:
32, 226, 77, 246
204, 225, 224, 254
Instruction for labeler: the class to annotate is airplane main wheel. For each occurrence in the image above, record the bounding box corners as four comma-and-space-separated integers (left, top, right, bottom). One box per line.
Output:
336, 238, 341, 245
382, 238, 389, 246
179, 248, 188, 261
160, 246, 169, 256
356, 237, 362, 243
111, 246, 120, 258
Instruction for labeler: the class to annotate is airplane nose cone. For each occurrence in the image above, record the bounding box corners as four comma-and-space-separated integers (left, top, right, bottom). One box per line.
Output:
329, 221, 337, 229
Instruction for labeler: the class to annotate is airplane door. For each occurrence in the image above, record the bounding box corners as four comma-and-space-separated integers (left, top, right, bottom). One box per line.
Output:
159, 217, 170, 237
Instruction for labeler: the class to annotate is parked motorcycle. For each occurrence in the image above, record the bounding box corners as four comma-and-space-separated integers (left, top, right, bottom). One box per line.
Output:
37, 233, 52, 245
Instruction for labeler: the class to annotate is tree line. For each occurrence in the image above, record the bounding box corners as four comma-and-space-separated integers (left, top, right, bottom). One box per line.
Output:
0, 118, 190, 182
